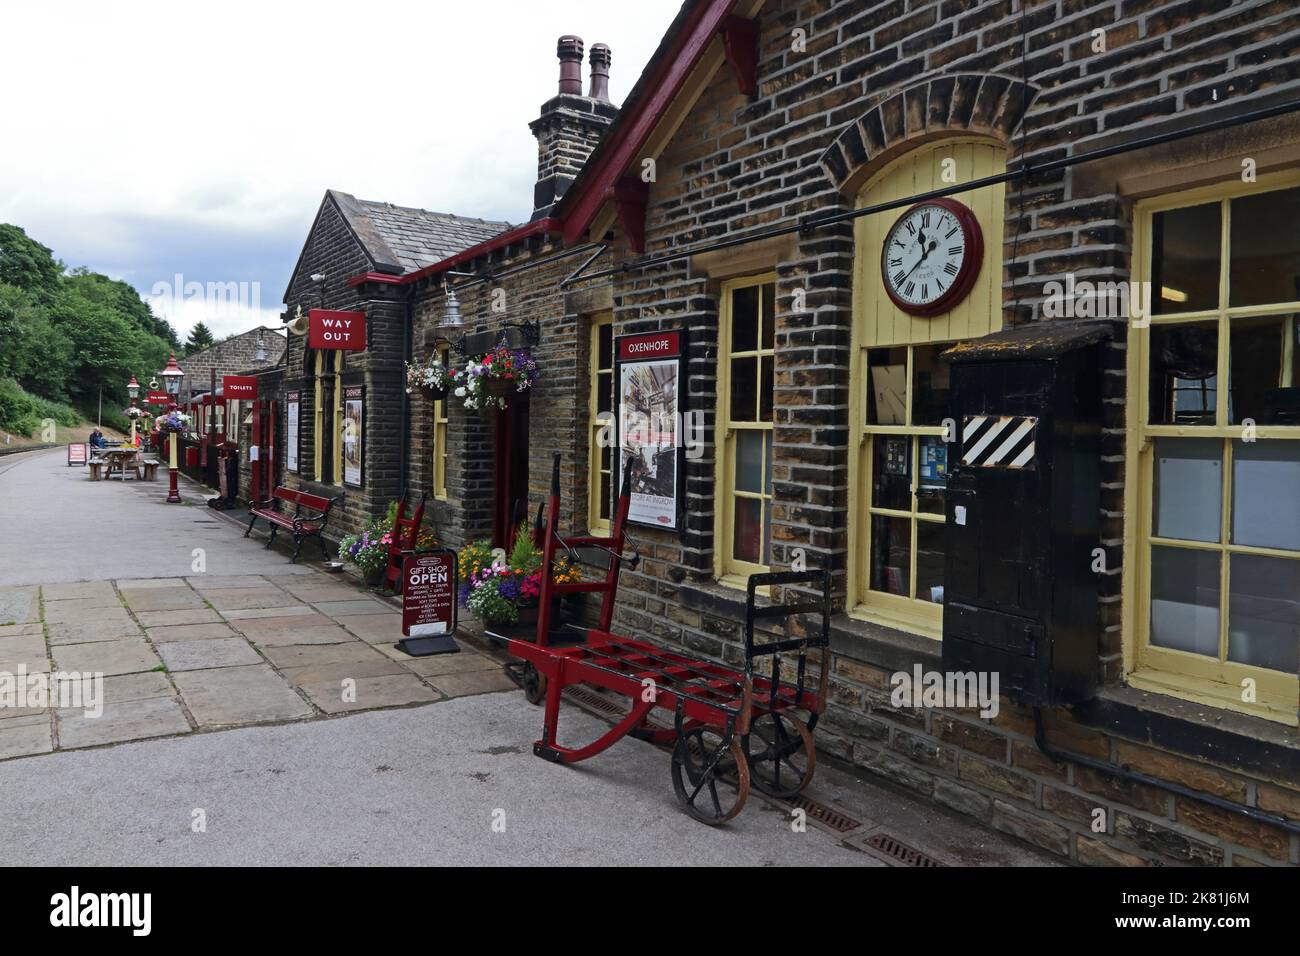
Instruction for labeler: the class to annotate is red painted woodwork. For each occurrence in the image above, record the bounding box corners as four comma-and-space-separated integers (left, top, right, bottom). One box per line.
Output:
561, 0, 738, 246
607, 176, 651, 253
720, 15, 759, 97
383, 492, 427, 594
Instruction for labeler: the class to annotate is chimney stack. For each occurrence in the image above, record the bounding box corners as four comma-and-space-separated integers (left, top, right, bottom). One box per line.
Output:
557, 35, 584, 94
529, 35, 619, 220
588, 43, 611, 101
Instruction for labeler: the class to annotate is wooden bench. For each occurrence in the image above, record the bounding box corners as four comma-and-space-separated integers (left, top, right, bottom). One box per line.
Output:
88, 459, 105, 480
245, 487, 342, 563
139, 458, 160, 481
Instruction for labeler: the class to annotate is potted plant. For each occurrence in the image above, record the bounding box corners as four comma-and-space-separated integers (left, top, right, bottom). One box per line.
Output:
337, 523, 389, 586
458, 529, 580, 632
154, 410, 190, 435
405, 354, 457, 402
454, 340, 539, 413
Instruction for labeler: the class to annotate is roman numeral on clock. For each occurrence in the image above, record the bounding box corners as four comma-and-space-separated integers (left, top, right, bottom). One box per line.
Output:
943, 261, 958, 276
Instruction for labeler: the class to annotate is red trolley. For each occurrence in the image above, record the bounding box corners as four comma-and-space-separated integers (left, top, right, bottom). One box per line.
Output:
498, 454, 831, 824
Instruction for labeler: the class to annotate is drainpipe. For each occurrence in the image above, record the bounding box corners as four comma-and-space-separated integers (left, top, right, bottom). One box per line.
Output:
399, 286, 414, 499
1031, 707, 1300, 836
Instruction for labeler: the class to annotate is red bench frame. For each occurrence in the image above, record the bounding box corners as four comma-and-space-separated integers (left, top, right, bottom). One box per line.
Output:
245, 486, 342, 563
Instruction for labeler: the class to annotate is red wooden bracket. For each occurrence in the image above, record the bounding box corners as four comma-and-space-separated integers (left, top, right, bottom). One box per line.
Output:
606, 176, 651, 253
720, 15, 759, 97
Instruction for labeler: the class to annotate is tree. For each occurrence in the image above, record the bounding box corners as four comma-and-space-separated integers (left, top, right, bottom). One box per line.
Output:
185, 322, 215, 354
0, 224, 63, 304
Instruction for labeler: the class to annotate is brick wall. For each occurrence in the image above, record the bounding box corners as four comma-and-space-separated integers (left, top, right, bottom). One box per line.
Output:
286, 0, 1300, 865
179, 327, 285, 398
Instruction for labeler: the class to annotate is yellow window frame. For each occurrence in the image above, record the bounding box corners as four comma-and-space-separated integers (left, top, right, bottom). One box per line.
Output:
714, 272, 777, 589
1124, 169, 1300, 726
312, 350, 344, 485
846, 139, 1007, 638
434, 343, 449, 500
588, 314, 614, 535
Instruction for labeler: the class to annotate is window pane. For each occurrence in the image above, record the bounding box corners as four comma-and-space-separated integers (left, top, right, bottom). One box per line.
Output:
761, 283, 775, 350
1148, 322, 1218, 425
912, 344, 951, 426
730, 357, 757, 421
1151, 202, 1221, 314
760, 355, 774, 421
1228, 554, 1300, 673
872, 435, 911, 511
735, 430, 763, 493
598, 323, 613, 370
733, 497, 762, 565
763, 432, 773, 495
762, 497, 773, 566
1153, 438, 1222, 543
599, 472, 612, 520
867, 347, 907, 425
1232, 440, 1300, 552
1230, 186, 1300, 308
870, 515, 910, 596
731, 286, 759, 352
1150, 545, 1220, 657
916, 519, 945, 604
916, 435, 949, 516
597, 371, 612, 413
1229, 315, 1300, 425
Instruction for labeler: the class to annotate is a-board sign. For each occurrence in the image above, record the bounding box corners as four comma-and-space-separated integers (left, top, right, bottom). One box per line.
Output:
67, 443, 87, 466
398, 550, 459, 656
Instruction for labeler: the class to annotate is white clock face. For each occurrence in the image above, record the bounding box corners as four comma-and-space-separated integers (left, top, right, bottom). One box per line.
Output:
883, 203, 969, 308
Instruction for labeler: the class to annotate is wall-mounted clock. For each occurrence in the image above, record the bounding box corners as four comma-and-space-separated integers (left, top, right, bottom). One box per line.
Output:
880, 197, 983, 317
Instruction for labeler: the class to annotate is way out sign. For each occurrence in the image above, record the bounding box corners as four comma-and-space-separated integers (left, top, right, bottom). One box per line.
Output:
308, 309, 366, 351
398, 550, 459, 657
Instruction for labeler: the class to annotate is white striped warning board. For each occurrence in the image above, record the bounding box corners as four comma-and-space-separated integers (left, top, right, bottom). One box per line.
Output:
961, 415, 1037, 468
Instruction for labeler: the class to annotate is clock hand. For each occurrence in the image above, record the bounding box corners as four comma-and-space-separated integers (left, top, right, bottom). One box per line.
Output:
902, 239, 938, 281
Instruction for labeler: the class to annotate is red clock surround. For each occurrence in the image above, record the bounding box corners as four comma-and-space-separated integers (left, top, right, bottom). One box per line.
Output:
879, 197, 984, 318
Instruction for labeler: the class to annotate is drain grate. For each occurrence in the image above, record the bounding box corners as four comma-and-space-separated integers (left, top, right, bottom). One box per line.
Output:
562, 685, 627, 720
863, 832, 944, 867
785, 794, 862, 833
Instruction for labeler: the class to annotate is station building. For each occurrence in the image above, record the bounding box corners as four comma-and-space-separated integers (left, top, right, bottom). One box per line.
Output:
269, 0, 1300, 866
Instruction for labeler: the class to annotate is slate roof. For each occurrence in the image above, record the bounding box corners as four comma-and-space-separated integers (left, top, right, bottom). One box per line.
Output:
330, 190, 513, 275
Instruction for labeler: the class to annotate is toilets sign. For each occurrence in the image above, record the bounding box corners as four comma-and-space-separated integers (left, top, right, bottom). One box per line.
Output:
308, 309, 367, 351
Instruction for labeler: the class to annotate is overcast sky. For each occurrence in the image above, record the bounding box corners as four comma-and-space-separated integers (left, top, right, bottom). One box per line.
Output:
1, 0, 682, 339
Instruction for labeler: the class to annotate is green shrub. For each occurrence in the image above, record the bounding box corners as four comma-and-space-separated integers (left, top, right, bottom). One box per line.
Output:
0, 377, 80, 437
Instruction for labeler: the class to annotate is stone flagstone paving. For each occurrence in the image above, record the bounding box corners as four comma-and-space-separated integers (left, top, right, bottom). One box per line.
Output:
0, 564, 510, 761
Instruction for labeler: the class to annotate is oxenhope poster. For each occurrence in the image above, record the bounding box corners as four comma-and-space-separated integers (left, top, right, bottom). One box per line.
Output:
615, 329, 686, 531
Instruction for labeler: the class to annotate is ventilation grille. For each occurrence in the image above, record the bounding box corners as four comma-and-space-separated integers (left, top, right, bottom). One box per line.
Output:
562, 685, 627, 720
863, 832, 944, 867
785, 794, 861, 833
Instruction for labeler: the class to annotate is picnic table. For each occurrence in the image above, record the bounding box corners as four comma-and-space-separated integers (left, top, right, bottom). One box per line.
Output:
90, 447, 150, 481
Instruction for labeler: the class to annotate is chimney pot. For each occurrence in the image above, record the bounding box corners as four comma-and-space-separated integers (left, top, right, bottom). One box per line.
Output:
588, 43, 611, 101
557, 35, 584, 95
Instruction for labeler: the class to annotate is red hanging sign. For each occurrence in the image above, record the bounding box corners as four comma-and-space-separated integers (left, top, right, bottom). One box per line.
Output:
222, 375, 258, 399
146, 390, 172, 406
617, 329, 682, 361
308, 309, 367, 351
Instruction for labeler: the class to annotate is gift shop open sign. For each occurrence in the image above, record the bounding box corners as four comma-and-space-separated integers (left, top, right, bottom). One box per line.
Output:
398, 549, 459, 657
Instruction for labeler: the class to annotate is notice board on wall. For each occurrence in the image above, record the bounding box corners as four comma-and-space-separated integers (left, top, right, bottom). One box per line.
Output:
342, 385, 363, 488
615, 329, 687, 532
285, 391, 300, 473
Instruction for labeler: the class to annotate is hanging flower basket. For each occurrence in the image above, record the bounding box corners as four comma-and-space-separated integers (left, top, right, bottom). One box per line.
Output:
455, 340, 539, 413
405, 355, 456, 405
